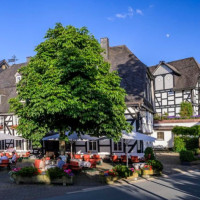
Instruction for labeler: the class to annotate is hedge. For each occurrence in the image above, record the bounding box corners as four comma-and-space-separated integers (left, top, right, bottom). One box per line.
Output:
172, 125, 200, 137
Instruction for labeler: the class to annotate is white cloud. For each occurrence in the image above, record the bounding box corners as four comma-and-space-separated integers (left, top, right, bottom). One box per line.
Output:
116, 13, 127, 19
166, 34, 170, 38
136, 9, 143, 15
107, 7, 142, 21
127, 7, 134, 17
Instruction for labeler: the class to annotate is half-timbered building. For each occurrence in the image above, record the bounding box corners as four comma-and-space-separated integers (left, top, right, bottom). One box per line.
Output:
149, 57, 200, 148
149, 58, 200, 116
0, 61, 32, 152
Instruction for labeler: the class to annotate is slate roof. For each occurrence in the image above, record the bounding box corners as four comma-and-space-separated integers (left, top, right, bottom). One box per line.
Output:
0, 62, 26, 113
149, 57, 200, 91
108, 45, 154, 111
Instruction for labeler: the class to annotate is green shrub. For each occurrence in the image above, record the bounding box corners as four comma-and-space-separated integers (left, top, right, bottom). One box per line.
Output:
185, 137, 199, 150
112, 165, 132, 178
144, 147, 155, 160
174, 136, 186, 152
46, 167, 65, 180
16, 166, 38, 177
179, 150, 196, 162
193, 148, 200, 155
147, 159, 163, 171
180, 102, 193, 118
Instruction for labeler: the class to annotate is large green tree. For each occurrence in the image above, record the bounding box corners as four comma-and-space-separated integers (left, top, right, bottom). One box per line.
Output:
9, 23, 132, 148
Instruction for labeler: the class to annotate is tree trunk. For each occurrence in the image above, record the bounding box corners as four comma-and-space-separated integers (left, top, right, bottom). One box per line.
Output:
59, 131, 66, 155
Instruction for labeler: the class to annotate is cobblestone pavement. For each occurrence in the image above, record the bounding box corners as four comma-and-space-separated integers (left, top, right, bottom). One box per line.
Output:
0, 169, 103, 200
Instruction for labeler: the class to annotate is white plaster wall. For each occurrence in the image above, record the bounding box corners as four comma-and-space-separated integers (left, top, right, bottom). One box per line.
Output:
154, 65, 172, 75
151, 131, 173, 148
99, 139, 110, 145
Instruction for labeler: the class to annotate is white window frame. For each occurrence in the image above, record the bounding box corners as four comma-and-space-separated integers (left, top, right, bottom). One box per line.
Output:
88, 141, 97, 151
112, 140, 123, 152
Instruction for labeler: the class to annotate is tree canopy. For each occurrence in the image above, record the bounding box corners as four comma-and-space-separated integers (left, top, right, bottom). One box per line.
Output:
9, 23, 132, 146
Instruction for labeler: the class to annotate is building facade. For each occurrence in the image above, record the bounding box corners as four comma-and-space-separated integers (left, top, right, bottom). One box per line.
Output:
0, 61, 32, 152
149, 58, 200, 117
149, 57, 200, 148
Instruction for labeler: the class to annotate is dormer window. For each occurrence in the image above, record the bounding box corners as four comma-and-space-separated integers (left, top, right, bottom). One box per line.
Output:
15, 72, 22, 83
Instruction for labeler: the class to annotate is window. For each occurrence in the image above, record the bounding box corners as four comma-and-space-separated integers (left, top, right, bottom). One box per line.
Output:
114, 141, 122, 151
88, 141, 97, 151
0, 116, 3, 126
16, 76, 21, 83
157, 132, 164, 140
168, 91, 174, 96
165, 74, 173, 89
155, 76, 163, 90
16, 140, 24, 150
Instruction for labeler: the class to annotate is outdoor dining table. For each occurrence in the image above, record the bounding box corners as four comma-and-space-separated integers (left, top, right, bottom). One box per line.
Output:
45, 164, 57, 170
70, 159, 91, 168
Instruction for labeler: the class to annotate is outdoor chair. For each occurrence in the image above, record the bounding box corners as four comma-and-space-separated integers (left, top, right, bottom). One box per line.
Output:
92, 154, 102, 165
74, 154, 82, 159
0, 160, 10, 169
6, 153, 12, 159
34, 159, 42, 174
121, 155, 127, 163
62, 163, 69, 170
131, 156, 139, 163
111, 155, 119, 163
83, 154, 90, 162
89, 159, 97, 168
45, 157, 51, 160
69, 161, 82, 172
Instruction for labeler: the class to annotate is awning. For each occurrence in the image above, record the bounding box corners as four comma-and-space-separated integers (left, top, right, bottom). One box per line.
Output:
42, 132, 99, 141
122, 131, 156, 142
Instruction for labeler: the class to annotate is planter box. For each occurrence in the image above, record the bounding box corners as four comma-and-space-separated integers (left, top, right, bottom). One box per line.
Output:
126, 173, 138, 180
99, 175, 119, 184
12, 174, 73, 186
142, 169, 153, 178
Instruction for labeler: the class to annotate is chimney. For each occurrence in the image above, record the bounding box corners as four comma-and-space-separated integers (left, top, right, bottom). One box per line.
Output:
100, 38, 109, 60
159, 61, 165, 65
26, 56, 32, 63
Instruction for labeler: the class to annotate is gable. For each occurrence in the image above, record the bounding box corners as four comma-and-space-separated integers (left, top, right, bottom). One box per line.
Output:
153, 65, 172, 75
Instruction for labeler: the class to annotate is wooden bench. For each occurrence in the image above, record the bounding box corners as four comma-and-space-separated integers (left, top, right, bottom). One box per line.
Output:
0, 160, 10, 169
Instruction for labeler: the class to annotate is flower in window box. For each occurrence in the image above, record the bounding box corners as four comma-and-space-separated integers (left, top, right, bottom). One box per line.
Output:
0, 125, 3, 129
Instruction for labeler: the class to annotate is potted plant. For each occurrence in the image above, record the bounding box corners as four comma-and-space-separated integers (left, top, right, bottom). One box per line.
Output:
141, 165, 153, 177
99, 169, 119, 184
147, 160, 163, 175
10, 166, 40, 184
46, 167, 74, 185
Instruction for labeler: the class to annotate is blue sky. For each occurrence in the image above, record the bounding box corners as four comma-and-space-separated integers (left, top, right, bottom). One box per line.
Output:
0, 0, 199, 66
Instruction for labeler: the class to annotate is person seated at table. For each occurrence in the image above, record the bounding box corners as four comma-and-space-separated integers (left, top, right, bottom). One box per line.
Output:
11, 151, 17, 163
60, 153, 67, 162
0, 153, 9, 163
39, 157, 46, 171
57, 156, 65, 169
